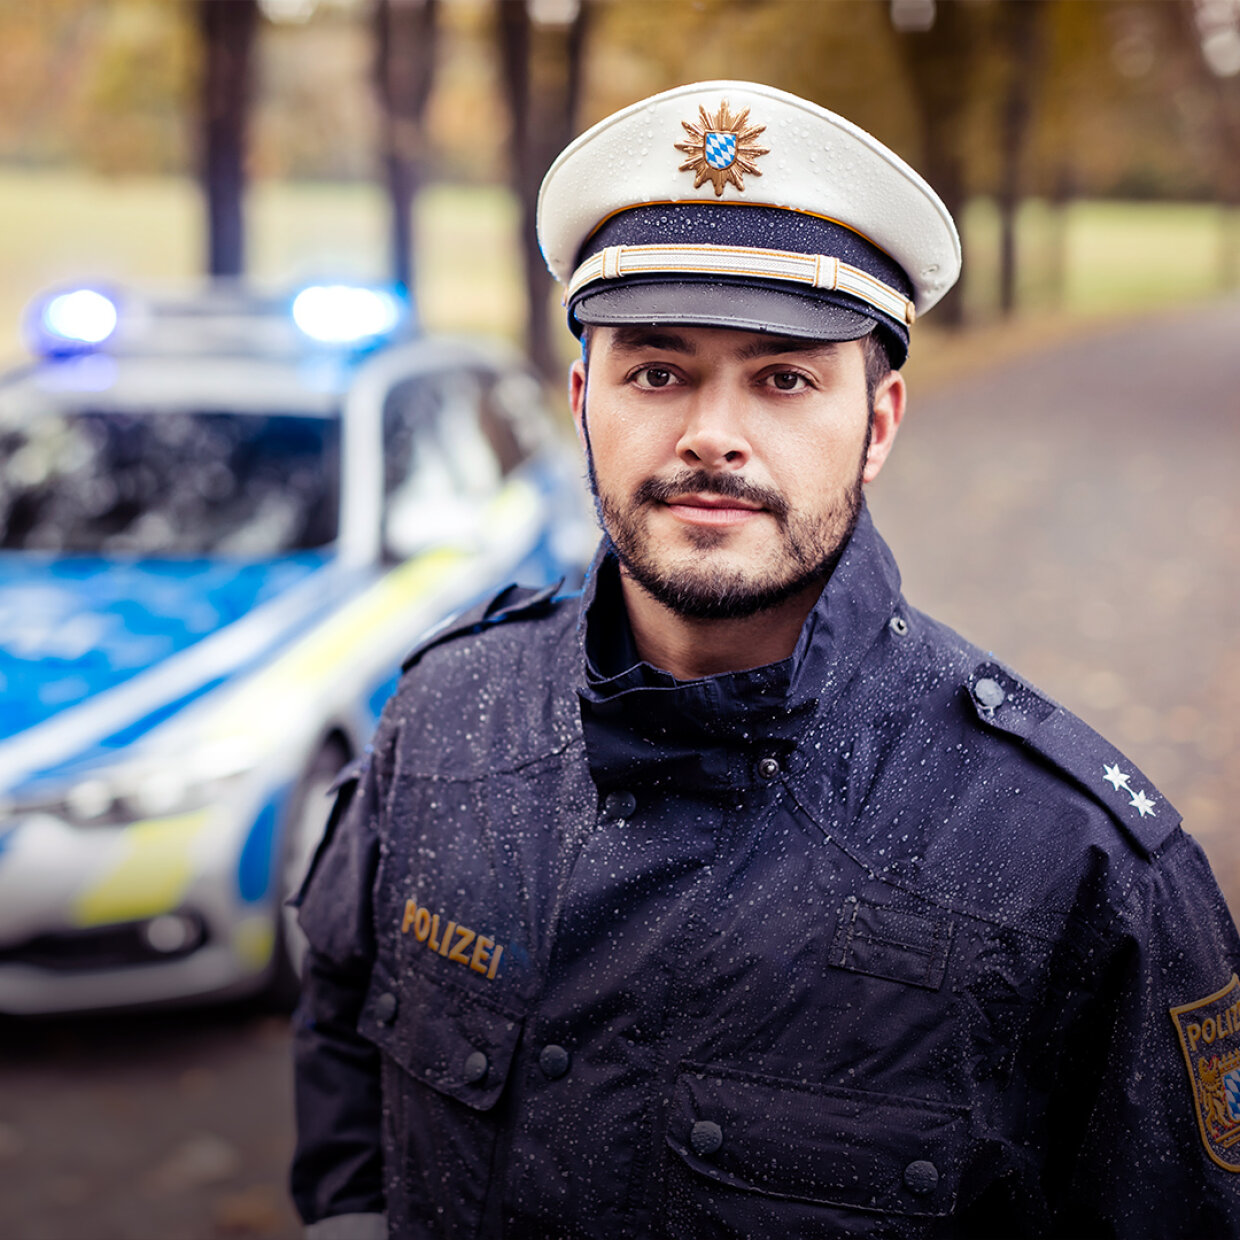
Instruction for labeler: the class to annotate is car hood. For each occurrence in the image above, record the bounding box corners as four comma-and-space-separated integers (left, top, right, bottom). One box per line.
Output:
0, 553, 337, 756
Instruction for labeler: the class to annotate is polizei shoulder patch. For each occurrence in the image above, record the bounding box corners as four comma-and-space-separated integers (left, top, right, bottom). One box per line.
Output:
1170, 974, 1240, 1172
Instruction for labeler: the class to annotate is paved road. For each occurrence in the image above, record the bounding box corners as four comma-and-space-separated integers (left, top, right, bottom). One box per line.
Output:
1, 301, 1237, 1239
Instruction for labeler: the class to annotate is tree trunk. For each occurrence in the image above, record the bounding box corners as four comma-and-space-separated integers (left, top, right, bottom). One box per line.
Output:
497, 0, 590, 380
889, 0, 978, 330
198, 0, 259, 279
997, 0, 1042, 318
375, 0, 439, 301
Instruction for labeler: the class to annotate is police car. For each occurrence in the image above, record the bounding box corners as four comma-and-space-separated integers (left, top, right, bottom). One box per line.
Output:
0, 283, 591, 1013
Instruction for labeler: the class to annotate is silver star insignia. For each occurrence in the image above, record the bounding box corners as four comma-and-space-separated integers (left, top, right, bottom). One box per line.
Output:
1129, 789, 1157, 818
1102, 763, 1130, 792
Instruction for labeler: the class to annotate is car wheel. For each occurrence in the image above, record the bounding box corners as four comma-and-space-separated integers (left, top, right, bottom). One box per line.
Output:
263, 739, 349, 1008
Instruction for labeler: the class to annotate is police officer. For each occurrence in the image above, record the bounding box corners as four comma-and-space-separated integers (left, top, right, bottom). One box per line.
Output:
291, 81, 1240, 1239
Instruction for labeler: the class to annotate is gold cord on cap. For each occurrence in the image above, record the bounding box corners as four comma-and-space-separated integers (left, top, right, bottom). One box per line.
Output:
568, 242, 916, 326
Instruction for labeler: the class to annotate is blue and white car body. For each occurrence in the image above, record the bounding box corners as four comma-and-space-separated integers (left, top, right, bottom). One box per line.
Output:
0, 287, 591, 1013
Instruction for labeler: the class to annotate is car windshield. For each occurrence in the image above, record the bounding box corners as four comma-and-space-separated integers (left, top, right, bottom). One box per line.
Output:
0, 407, 340, 556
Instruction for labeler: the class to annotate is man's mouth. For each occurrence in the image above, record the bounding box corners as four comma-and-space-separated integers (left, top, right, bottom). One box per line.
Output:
631, 470, 788, 525
663, 492, 766, 526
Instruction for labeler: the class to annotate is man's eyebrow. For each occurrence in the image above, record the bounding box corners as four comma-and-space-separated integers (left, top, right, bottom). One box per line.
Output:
609, 327, 697, 355
735, 336, 845, 361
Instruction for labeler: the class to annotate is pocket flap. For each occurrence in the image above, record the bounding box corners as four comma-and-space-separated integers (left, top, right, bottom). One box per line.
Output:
358, 962, 522, 1112
830, 897, 954, 991
666, 1065, 967, 1218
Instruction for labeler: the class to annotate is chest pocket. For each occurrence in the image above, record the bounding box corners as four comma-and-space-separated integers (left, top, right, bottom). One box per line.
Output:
663, 1064, 967, 1238
358, 961, 524, 1235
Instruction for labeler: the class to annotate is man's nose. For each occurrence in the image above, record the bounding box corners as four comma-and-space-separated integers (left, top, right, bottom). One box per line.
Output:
674, 388, 751, 469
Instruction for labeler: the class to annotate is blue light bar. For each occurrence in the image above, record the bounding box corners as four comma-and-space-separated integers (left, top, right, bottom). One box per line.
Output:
35, 289, 120, 351
291, 285, 404, 345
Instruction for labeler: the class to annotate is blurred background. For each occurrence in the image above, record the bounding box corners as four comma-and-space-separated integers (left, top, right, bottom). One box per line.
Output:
1, 1, 1238, 1237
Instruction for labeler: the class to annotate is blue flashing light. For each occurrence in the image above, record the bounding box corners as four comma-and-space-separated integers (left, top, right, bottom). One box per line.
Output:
291, 285, 404, 346
41, 289, 119, 347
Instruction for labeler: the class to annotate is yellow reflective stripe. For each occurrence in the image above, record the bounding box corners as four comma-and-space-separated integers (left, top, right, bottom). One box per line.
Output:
194, 478, 541, 747
233, 914, 276, 969
242, 545, 466, 703
72, 810, 212, 927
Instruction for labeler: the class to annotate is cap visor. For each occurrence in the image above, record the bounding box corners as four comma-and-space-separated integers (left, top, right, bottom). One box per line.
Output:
574, 281, 876, 342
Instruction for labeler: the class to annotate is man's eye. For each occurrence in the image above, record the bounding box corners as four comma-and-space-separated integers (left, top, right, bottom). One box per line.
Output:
633, 367, 675, 389
769, 371, 808, 392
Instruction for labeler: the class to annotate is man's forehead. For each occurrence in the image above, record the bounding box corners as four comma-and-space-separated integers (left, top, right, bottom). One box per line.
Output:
599, 324, 853, 361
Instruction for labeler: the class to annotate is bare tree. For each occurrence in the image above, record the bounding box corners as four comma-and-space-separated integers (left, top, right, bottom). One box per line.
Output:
1182, 0, 1240, 289
374, 0, 439, 300
497, 0, 590, 379
996, 0, 1044, 317
198, 0, 260, 278
889, 0, 980, 329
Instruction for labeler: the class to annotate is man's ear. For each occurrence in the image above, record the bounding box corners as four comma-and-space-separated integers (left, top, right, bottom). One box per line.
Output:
569, 358, 587, 446
862, 370, 906, 484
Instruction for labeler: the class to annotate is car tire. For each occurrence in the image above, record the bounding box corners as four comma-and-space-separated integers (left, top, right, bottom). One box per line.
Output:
262, 739, 350, 1009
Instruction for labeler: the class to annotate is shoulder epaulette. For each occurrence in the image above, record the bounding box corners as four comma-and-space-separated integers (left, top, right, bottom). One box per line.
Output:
964, 659, 1180, 856
400, 579, 565, 672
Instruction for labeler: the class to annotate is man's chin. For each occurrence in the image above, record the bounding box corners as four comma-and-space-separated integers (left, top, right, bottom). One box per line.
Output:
619, 555, 828, 622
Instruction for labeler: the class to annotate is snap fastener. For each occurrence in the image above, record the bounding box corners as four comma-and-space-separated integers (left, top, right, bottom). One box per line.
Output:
889, 615, 909, 636
539, 1043, 571, 1080
756, 757, 781, 780
973, 677, 1005, 709
374, 992, 398, 1025
463, 1050, 489, 1084
903, 1159, 939, 1195
602, 790, 637, 820
690, 1120, 723, 1156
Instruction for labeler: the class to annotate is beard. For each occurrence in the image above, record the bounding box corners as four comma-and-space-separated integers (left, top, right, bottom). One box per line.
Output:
586, 441, 868, 622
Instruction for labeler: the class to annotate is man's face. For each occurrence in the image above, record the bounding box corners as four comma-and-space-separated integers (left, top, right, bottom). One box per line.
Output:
570, 325, 905, 620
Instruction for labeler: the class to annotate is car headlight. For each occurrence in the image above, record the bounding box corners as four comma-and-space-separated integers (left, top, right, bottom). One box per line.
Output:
19, 750, 258, 828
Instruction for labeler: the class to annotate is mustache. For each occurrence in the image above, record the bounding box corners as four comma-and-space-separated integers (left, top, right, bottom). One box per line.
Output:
632, 470, 789, 522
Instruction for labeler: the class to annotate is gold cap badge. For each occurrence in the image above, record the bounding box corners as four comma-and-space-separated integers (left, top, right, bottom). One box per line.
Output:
675, 101, 769, 197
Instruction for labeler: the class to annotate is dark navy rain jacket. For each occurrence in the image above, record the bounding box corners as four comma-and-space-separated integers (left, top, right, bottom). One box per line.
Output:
291, 506, 1240, 1238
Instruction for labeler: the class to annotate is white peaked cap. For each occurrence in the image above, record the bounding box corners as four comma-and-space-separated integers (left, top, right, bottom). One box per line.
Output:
537, 80, 962, 362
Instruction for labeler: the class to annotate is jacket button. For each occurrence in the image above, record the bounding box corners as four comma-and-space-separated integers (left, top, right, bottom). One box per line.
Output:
903, 1159, 939, 1195
463, 1050, 489, 1084
690, 1120, 723, 1156
374, 992, 398, 1025
973, 677, 1005, 709
756, 757, 781, 780
539, 1044, 571, 1079
602, 790, 637, 820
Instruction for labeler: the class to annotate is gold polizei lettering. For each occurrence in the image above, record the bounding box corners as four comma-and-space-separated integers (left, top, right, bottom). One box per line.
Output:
1204, 1018, 1218, 1044
400, 889, 506, 981
449, 926, 475, 965
470, 935, 494, 975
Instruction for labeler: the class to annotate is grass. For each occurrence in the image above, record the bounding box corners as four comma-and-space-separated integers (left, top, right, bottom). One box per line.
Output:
1, 168, 1238, 371
0, 170, 524, 362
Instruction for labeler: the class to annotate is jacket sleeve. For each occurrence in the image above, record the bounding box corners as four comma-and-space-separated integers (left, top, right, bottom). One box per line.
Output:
289, 744, 388, 1229
1058, 828, 1240, 1237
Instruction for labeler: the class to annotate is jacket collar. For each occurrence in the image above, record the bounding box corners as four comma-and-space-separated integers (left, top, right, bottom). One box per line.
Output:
576, 503, 902, 794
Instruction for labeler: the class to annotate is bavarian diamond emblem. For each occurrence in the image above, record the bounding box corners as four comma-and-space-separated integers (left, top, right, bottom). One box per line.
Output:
1227, 1068, 1240, 1123
705, 131, 737, 169
1170, 973, 1240, 1171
